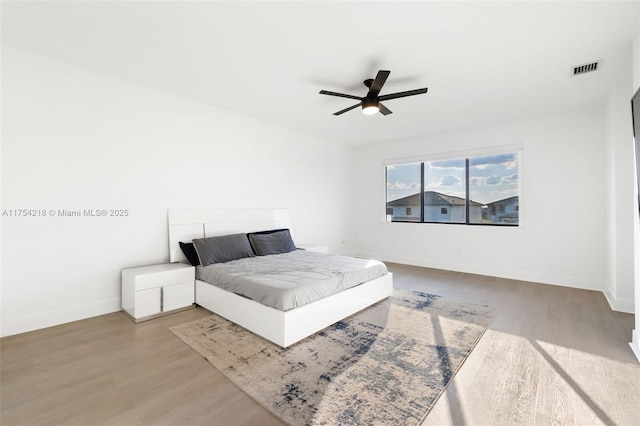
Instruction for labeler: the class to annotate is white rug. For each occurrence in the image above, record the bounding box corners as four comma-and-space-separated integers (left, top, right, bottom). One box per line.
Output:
171, 289, 496, 425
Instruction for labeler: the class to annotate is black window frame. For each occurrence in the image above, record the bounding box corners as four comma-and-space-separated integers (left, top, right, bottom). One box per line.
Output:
385, 152, 520, 227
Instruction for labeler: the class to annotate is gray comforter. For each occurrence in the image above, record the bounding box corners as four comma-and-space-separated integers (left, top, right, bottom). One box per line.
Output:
196, 250, 388, 311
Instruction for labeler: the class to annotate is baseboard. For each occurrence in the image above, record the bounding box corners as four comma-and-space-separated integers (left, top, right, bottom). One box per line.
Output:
631, 330, 640, 364
603, 289, 635, 314
364, 252, 638, 314
0, 298, 122, 338
359, 252, 604, 292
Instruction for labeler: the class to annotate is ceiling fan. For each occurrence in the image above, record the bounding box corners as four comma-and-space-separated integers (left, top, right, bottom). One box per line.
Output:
319, 70, 428, 116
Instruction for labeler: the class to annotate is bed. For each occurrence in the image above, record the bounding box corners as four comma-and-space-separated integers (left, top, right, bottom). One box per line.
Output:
168, 208, 393, 348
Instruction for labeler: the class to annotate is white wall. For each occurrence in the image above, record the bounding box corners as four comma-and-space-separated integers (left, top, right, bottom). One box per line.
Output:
629, 6, 640, 363
604, 42, 636, 314
354, 108, 609, 293
0, 47, 355, 337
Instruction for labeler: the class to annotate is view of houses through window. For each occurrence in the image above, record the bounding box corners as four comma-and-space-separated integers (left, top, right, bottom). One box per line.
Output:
386, 151, 520, 225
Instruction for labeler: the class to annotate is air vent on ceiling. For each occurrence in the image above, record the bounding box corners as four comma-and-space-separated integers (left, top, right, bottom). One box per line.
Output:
572, 60, 602, 76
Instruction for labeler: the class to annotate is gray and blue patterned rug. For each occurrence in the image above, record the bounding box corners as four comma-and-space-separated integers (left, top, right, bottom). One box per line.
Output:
170, 289, 495, 425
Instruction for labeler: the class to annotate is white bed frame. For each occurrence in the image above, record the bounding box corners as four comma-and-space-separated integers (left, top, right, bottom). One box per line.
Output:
167, 208, 393, 348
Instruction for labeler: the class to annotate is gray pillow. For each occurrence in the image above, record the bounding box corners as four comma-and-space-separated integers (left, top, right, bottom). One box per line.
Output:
192, 233, 255, 266
248, 229, 297, 256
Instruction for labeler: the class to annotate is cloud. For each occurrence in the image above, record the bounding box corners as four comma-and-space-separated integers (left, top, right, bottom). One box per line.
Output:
426, 175, 463, 188
428, 159, 465, 169
485, 175, 502, 185
466, 172, 520, 188
502, 173, 519, 183
483, 173, 519, 186
469, 153, 518, 168
441, 175, 462, 186
387, 181, 420, 190
469, 176, 484, 187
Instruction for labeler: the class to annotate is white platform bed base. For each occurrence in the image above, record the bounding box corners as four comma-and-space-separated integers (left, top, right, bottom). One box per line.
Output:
168, 208, 393, 348
196, 273, 393, 347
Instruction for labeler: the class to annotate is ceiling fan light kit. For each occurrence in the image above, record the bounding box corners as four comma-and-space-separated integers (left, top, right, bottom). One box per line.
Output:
362, 96, 379, 115
319, 70, 428, 116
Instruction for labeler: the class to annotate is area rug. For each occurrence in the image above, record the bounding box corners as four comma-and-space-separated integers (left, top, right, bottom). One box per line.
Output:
170, 289, 495, 425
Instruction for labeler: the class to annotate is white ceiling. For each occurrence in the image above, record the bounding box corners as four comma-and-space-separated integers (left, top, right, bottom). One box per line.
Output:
1, 1, 638, 146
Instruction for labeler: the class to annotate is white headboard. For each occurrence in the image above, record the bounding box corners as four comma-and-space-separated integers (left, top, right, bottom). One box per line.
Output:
167, 208, 293, 263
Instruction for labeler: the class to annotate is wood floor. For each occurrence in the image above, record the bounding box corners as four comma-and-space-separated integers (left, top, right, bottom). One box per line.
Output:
1, 263, 638, 425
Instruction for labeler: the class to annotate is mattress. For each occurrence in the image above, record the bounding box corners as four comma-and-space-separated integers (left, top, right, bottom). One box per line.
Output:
196, 250, 388, 311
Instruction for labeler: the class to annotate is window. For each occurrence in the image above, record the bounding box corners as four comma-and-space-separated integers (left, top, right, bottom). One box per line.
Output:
386, 163, 422, 222
424, 158, 465, 223
385, 151, 520, 225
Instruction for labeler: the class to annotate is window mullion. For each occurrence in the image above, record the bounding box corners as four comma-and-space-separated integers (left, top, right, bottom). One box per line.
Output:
465, 158, 470, 225
420, 162, 425, 223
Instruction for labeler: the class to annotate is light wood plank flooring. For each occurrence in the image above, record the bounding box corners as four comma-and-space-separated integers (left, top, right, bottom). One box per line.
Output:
1, 263, 638, 425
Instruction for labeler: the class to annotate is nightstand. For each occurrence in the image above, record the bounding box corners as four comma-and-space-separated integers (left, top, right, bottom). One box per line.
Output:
297, 244, 329, 254
121, 263, 195, 323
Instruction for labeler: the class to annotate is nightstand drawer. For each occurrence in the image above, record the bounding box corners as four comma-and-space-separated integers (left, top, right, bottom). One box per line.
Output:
135, 288, 162, 318
133, 267, 194, 291
163, 281, 195, 311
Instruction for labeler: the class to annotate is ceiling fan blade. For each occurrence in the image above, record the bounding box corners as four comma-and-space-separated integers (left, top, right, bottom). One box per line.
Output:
379, 87, 428, 101
379, 103, 392, 115
333, 103, 361, 116
369, 70, 390, 97
319, 90, 363, 101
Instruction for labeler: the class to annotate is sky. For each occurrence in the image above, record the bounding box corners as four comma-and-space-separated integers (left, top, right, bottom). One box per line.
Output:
386, 152, 519, 205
